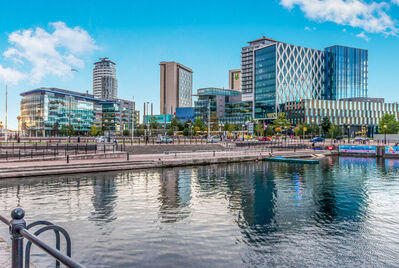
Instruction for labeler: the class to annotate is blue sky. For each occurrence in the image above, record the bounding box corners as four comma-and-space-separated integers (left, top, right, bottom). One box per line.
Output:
0, 0, 398, 129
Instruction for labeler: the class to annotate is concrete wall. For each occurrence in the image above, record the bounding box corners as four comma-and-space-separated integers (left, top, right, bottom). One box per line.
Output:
125, 144, 225, 155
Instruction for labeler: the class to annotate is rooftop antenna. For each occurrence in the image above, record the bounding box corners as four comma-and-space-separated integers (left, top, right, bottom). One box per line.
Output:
99, 57, 109, 61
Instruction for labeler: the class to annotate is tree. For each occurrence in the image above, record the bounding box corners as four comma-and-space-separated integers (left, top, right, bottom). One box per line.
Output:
328, 124, 343, 139
90, 125, 99, 136
321, 116, 332, 136
254, 121, 264, 137
167, 117, 183, 136
52, 122, 60, 137
123, 129, 130, 136
273, 113, 291, 133
150, 117, 160, 130
60, 124, 75, 136
264, 125, 274, 136
193, 117, 206, 131
210, 112, 219, 131
378, 114, 399, 134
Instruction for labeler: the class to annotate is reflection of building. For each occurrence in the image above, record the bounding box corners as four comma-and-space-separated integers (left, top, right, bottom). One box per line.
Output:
144, 114, 172, 125
160, 61, 193, 115
194, 87, 252, 125
93, 57, 118, 100
228, 69, 241, 91
20, 87, 138, 136
90, 177, 118, 223
158, 169, 191, 223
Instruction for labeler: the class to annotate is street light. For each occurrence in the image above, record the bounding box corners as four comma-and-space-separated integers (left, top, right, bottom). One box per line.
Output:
77, 118, 81, 143
242, 124, 245, 141
384, 124, 387, 144
347, 125, 350, 143
17, 116, 21, 143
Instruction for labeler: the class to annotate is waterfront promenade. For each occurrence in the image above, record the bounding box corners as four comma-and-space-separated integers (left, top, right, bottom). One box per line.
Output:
0, 148, 333, 178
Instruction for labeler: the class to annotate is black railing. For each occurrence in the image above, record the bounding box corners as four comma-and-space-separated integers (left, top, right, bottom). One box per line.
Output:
0, 208, 85, 268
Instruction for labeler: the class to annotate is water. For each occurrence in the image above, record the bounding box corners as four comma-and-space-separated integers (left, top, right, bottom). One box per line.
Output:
1, 157, 399, 267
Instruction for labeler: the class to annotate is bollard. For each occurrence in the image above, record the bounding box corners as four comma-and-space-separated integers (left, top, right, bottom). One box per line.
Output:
127, 152, 130, 161
10, 208, 26, 268
213, 150, 215, 157
66, 155, 70, 164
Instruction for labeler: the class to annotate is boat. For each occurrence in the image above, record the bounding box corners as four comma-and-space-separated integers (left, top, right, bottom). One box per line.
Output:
264, 156, 319, 164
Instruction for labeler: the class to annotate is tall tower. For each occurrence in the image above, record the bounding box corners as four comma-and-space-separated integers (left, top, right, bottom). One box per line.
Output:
93, 57, 118, 99
160, 61, 193, 115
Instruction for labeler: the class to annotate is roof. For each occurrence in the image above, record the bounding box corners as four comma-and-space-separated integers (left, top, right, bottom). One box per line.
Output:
20, 87, 99, 102
248, 36, 276, 44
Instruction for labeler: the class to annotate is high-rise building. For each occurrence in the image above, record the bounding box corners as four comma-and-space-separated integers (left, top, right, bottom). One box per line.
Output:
254, 42, 325, 120
242, 37, 368, 121
228, 69, 241, 91
241, 37, 276, 96
324, 45, 368, 100
160, 61, 193, 115
93, 57, 118, 99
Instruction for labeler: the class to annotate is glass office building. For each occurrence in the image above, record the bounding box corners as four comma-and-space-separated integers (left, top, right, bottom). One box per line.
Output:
194, 88, 252, 126
20, 88, 99, 136
20, 88, 138, 137
254, 42, 325, 120
324, 45, 368, 100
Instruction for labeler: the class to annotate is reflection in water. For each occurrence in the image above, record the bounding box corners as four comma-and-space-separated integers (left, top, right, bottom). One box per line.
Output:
89, 175, 118, 224
0, 157, 399, 267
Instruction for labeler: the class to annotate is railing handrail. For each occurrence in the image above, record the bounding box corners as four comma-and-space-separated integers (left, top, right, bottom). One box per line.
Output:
1, 208, 85, 268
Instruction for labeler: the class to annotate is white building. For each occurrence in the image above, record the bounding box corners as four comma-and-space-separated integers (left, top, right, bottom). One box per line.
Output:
93, 57, 118, 99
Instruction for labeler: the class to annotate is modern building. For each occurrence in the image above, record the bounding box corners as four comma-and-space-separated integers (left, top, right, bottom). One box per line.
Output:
20, 88, 138, 137
242, 37, 368, 122
324, 45, 368, 100
282, 98, 399, 137
160, 61, 193, 115
241, 37, 276, 96
194, 88, 252, 126
175, 107, 195, 122
144, 114, 172, 125
228, 69, 241, 91
93, 57, 118, 99
100, 99, 137, 135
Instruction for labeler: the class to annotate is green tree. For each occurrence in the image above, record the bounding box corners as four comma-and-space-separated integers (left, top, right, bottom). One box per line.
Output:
321, 116, 332, 136
264, 125, 274, 136
90, 125, 99, 136
210, 112, 219, 131
60, 124, 75, 136
167, 117, 183, 135
273, 113, 291, 134
193, 117, 206, 131
378, 114, 399, 134
52, 122, 60, 137
150, 117, 160, 130
328, 124, 343, 139
254, 121, 264, 137
123, 129, 130, 136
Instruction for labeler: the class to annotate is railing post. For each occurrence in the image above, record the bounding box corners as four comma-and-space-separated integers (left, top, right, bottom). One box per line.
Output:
10, 208, 26, 268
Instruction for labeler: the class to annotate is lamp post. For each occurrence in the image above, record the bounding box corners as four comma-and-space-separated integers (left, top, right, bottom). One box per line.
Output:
347, 125, 350, 143
77, 118, 81, 143
104, 119, 108, 142
384, 124, 387, 144
17, 116, 21, 143
110, 120, 114, 142
242, 124, 245, 141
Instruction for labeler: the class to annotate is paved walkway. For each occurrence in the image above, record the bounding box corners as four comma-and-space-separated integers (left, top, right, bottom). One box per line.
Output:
0, 149, 319, 170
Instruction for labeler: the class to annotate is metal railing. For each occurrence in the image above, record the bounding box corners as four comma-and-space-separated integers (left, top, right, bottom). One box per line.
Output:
0, 208, 85, 268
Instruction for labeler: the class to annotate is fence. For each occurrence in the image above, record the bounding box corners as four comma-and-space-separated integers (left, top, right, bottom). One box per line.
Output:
0, 208, 85, 268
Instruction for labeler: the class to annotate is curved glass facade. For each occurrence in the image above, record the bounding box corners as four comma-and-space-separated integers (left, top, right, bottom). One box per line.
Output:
325, 45, 368, 100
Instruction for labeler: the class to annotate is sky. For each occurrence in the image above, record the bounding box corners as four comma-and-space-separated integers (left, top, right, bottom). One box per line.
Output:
0, 0, 398, 130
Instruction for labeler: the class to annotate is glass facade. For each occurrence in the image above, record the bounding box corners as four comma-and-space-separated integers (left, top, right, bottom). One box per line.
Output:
194, 88, 252, 125
21, 88, 137, 137
325, 45, 368, 100
21, 89, 97, 136
254, 45, 276, 119
178, 67, 193, 107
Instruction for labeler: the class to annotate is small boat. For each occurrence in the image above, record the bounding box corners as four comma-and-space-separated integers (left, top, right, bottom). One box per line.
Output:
265, 156, 319, 164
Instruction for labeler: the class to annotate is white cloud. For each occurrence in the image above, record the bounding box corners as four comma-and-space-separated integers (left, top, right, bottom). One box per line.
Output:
304, 26, 317, 31
0, 64, 27, 84
280, 0, 398, 35
356, 31, 371, 41
392, 0, 399, 5
343, 28, 347, 32
1, 21, 97, 84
